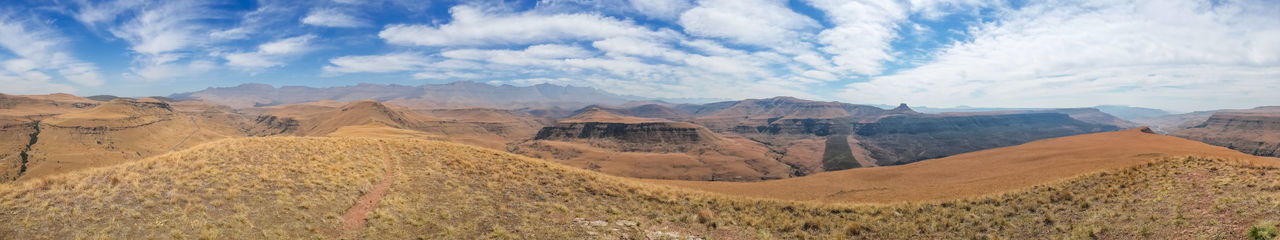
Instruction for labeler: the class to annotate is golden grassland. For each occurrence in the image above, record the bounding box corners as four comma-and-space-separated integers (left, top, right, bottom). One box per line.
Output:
2, 137, 1280, 239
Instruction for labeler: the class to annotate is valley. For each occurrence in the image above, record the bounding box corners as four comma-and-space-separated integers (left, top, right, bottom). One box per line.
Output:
2, 83, 1279, 239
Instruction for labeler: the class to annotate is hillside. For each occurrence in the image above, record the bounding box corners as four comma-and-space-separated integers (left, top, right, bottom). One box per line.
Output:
855, 113, 1121, 165
1, 135, 1278, 239
2, 98, 245, 182
1094, 105, 1172, 120
691, 97, 898, 131
248, 100, 538, 149
513, 108, 791, 181
651, 127, 1265, 203
1173, 108, 1280, 157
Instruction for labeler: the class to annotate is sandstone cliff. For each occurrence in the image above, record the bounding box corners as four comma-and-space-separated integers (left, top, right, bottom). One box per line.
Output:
1173, 109, 1280, 157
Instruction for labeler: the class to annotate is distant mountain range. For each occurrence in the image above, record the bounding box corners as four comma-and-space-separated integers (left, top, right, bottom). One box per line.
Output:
170, 82, 726, 109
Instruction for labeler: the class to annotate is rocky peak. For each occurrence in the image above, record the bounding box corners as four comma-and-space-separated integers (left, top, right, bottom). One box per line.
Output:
892, 103, 914, 112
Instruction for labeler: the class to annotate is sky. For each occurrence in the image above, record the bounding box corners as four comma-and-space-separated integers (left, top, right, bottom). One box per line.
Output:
0, 0, 1277, 112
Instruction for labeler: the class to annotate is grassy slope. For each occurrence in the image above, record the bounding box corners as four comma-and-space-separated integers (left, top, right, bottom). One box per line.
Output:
652, 128, 1267, 203
2, 137, 1279, 239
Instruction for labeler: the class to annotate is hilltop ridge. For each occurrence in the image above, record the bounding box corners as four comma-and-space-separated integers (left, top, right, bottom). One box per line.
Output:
1, 134, 1277, 239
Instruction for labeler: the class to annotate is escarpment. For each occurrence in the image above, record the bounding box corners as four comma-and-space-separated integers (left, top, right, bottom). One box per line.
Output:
514, 108, 791, 181
8, 98, 245, 182
42, 98, 177, 130
856, 113, 1121, 165
1173, 111, 1280, 157
535, 122, 720, 145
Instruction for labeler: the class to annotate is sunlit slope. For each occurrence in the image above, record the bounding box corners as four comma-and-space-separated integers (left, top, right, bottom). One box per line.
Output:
650, 128, 1270, 203
9, 99, 243, 182
3, 136, 1279, 239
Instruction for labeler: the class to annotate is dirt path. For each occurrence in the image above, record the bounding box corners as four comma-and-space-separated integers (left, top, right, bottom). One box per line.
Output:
166, 117, 199, 152
337, 143, 394, 239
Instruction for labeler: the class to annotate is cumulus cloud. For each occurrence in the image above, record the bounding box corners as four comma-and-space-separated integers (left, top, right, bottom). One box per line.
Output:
72, 0, 220, 82
0, 14, 104, 93
630, 0, 692, 21
678, 0, 820, 47
842, 0, 1280, 111
225, 35, 317, 69
302, 8, 368, 28
379, 5, 671, 46
323, 53, 433, 74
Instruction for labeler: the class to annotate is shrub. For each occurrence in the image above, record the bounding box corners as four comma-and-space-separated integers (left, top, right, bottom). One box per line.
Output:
1249, 221, 1279, 240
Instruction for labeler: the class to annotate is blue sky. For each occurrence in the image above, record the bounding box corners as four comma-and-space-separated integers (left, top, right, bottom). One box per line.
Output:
0, 0, 1277, 111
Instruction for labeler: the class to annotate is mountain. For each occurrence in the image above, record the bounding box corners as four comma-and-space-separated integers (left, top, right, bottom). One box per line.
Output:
1033, 108, 1141, 129
1133, 109, 1226, 133
1094, 105, 1172, 120
1172, 107, 1280, 157
171, 82, 638, 109
512, 108, 790, 181
671, 97, 1121, 170
2, 130, 1276, 239
570, 104, 693, 121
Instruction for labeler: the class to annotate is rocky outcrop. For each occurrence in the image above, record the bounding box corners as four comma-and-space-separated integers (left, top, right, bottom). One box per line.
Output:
248, 115, 300, 136
533, 109, 722, 151
855, 113, 1120, 165
535, 122, 720, 147
692, 97, 903, 135
42, 99, 178, 131
516, 109, 789, 181
1173, 112, 1280, 157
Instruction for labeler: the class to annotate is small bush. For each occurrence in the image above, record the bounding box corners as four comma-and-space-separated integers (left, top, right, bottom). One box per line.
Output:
1249, 221, 1279, 240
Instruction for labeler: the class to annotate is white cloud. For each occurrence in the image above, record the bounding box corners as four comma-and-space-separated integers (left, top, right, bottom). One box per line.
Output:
379, 5, 671, 46
630, 0, 692, 21
323, 53, 432, 74
678, 0, 820, 47
302, 8, 368, 28
441, 44, 593, 67
592, 37, 687, 62
802, 0, 991, 75
225, 35, 318, 69
842, 0, 1280, 112
77, 0, 218, 82
0, 14, 104, 92
107, 1, 206, 56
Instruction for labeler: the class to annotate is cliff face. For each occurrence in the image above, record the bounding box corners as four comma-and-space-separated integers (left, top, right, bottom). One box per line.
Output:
534, 122, 719, 146
692, 97, 897, 132
515, 109, 790, 181
855, 113, 1120, 165
1173, 112, 1280, 157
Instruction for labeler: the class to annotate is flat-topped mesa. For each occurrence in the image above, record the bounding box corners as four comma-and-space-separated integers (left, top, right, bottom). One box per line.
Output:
692, 97, 893, 135
42, 98, 176, 128
518, 108, 789, 181
1173, 110, 1280, 157
535, 108, 722, 145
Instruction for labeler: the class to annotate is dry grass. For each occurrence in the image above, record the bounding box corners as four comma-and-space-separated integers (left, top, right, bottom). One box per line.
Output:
0, 138, 384, 239
651, 128, 1266, 203
2, 136, 1279, 239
